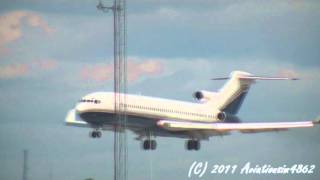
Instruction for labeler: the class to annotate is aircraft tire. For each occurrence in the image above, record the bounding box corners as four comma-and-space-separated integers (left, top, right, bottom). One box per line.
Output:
150, 140, 157, 150
92, 131, 97, 138
194, 140, 200, 151
96, 131, 102, 138
186, 140, 193, 150
143, 140, 150, 150
186, 140, 200, 150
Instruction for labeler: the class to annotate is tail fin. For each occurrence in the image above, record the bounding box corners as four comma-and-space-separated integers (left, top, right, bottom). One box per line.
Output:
213, 71, 298, 115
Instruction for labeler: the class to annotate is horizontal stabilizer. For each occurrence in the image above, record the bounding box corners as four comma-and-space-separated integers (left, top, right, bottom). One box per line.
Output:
211, 76, 298, 81
239, 76, 299, 80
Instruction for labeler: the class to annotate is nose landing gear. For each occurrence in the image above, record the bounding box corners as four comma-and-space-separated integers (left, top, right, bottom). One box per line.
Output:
89, 130, 102, 138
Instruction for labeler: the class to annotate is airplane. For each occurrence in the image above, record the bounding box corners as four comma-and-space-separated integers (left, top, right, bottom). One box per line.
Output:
65, 71, 319, 151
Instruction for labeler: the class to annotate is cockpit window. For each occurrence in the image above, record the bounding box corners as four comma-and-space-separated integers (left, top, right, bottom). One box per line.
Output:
79, 99, 101, 104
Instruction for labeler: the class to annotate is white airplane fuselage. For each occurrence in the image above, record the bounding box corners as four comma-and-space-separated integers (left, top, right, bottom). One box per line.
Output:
75, 71, 253, 127
76, 92, 223, 127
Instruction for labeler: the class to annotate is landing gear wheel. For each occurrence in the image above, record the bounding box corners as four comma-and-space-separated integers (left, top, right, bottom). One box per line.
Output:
186, 140, 200, 150
142, 139, 157, 150
186, 140, 192, 150
194, 140, 200, 151
150, 140, 157, 150
143, 140, 150, 150
89, 130, 102, 138
96, 131, 102, 138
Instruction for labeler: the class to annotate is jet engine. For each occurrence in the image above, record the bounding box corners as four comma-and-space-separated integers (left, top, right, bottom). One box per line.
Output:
216, 111, 226, 121
193, 90, 218, 102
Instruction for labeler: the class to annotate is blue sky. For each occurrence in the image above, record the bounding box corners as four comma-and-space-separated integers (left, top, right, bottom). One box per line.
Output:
1, 0, 320, 180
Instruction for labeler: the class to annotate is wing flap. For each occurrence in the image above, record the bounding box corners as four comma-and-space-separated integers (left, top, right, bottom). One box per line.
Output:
157, 120, 316, 132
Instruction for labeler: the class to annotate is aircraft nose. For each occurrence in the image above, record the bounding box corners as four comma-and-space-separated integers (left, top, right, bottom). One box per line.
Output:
75, 98, 102, 113
75, 103, 87, 113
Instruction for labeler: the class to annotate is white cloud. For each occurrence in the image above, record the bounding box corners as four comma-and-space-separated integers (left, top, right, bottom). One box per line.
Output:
80, 58, 164, 83
0, 63, 29, 79
0, 11, 54, 53
0, 59, 58, 79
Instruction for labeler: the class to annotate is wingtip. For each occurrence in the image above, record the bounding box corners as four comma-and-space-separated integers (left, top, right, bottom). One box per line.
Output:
313, 119, 320, 125
312, 116, 320, 124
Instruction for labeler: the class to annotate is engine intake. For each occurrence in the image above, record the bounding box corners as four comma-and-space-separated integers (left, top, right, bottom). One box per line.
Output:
193, 90, 219, 102
216, 111, 226, 121
194, 91, 204, 100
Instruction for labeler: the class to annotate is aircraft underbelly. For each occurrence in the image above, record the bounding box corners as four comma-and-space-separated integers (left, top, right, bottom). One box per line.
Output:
79, 111, 157, 128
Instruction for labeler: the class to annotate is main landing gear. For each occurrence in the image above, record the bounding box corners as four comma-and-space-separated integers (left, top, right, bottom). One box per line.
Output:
141, 130, 157, 150
185, 140, 200, 151
89, 130, 102, 138
142, 139, 157, 150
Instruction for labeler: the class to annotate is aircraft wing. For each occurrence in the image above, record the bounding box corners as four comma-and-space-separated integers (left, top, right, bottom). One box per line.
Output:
65, 109, 122, 131
157, 119, 319, 133
65, 109, 90, 127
